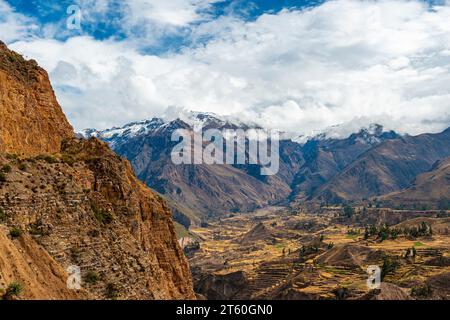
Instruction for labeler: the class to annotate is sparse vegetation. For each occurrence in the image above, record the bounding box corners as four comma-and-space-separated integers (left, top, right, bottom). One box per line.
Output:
5, 154, 17, 160
414, 241, 425, 247
61, 154, 76, 166
411, 284, 433, 298
84, 271, 100, 284
105, 283, 120, 299
363, 222, 431, 242
1, 164, 12, 173
404, 246, 417, 258
299, 244, 319, 257
35, 154, 58, 164
3, 282, 23, 299
347, 228, 360, 236
381, 256, 399, 280
341, 205, 355, 218
28, 220, 50, 236
9, 227, 22, 238
91, 203, 114, 224
0, 172, 6, 182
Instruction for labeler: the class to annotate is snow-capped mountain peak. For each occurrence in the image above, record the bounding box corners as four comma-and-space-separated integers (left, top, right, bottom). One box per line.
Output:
293, 123, 398, 145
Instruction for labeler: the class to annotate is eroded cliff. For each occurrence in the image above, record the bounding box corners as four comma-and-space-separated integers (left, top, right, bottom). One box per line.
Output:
0, 41, 194, 299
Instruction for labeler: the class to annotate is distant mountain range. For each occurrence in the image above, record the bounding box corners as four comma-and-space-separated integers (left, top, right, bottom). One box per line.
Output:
81, 113, 303, 225
81, 113, 450, 227
313, 127, 450, 204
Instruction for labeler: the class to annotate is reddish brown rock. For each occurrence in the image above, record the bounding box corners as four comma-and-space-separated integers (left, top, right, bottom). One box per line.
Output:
0, 41, 195, 300
0, 40, 74, 156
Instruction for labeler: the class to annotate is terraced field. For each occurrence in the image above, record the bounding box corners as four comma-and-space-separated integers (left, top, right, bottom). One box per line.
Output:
188, 207, 450, 300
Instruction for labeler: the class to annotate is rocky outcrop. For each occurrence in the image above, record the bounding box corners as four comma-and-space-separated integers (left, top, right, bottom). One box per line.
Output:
194, 271, 249, 300
0, 140, 195, 299
0, 41, 74, 156
0, 42, 195, 299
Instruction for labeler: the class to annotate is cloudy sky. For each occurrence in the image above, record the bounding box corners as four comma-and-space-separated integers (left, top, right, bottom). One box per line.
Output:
1, 0, 450, 137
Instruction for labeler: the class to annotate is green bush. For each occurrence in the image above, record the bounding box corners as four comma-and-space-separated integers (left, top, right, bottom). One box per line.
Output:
3, 282, 23, 299
1, 164, 12, 173
44, 155, 58, 164
18, 163, 27, 171
84, 271, 100, 284
61, 154, 76, 166
9, 227, 22, 238
411, 284, 433, 298
0, 172, 6, 182
342, 205, 355, 218
5, 154, 17, 160
91, 204, 114, 224
381, 257, 399, 280
35, 154, 58, 164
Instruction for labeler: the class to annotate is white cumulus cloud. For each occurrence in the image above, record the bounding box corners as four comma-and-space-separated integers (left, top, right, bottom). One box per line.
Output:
4, 0, 450, 137
0, 0, 38, 42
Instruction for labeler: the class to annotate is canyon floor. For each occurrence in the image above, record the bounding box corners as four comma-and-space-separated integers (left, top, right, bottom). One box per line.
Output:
186, 206, 450, 300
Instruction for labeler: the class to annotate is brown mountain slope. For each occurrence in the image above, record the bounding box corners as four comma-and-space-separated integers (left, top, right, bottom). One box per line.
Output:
0, 41, 73, 156
0, 227, 87, 300
380, 158, 450, 209
392, 217, 450, 234
314, 244, 384, 269
0, 42, 194, 299
109, 120, 302, 221
290, 125, 399, 202
149, 162, 290, 220
313, 129, 450, 203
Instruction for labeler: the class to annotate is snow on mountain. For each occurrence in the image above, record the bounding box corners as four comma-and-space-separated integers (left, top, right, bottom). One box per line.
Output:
79, 111, 398, 149
293, 123, 399, 145
78, 111, 259, 142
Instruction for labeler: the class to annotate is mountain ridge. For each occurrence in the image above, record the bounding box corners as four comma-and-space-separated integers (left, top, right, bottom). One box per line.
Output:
313, 127, 450, 203
84, 114, 419, 222
0, 41, 195, 300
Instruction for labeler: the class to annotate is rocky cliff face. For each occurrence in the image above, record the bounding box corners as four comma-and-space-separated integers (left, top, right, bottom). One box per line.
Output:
0, 41, 74, 156
0, 42, 194, 299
